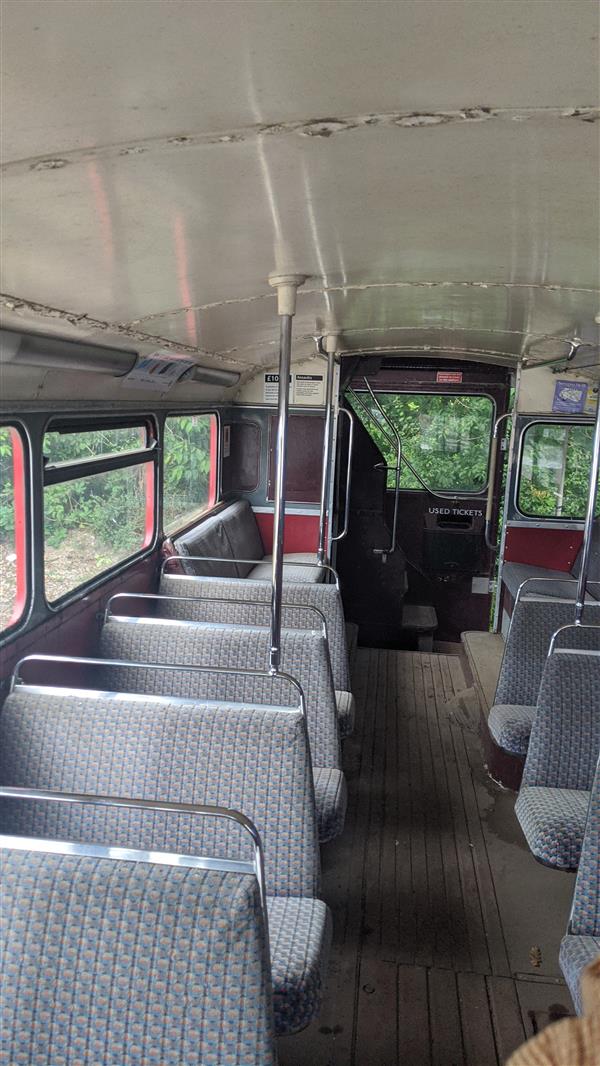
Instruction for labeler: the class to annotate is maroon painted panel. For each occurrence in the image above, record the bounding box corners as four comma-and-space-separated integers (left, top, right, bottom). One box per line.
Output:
254, 511, 319, 554
222, 421, 261, 494
503, 526, 583, 571
1, 553, 158, 686
267, 414, 325, 503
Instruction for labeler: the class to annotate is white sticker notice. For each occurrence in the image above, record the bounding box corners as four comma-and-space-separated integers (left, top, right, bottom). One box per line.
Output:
122, 352, 196, 392
264, 373, 293, 404
294, 373, 324, 404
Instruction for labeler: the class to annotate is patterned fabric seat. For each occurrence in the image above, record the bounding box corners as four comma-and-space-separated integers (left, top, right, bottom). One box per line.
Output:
0, 689, 332, 1036
515, 651, 600, 868
0, 847, 277, 1065
99, 617, 342, 771
314, 768, 348, 843
335, 690, 355, 738
559, 936, 600, 1015
488, 599, 600, 756
514, 786, 589, 869
268, 896, 332, 1035
560, 755, 600, 1013
488, 703, 536, 755
159, 573, 351, 691
173, 498, 323, 583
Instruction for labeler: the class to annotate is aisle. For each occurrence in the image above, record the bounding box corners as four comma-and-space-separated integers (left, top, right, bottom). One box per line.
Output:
278, 648, 575, 1066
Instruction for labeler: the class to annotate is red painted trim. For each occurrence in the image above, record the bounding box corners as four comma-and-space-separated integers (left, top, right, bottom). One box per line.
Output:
254, 511, 319, 554
8, 428, 27, 628
503, 526, 583, 571
208, 415, 218, 507
143, 460, 155, 547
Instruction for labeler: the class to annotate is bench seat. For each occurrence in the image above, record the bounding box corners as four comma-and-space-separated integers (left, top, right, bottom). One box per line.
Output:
514, 786, 589, 869
501, 517, 600, 603
268, 896, 332, 1035
559, 935, 600, 1015
488, 703, 536, 755
173, 499, 324, 583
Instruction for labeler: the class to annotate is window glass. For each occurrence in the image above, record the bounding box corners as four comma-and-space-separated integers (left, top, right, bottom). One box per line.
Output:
0, 426, 26, 631
349, 393, 494, 491
43, 424, 154, 603
163, 414, 217, 532
518, 422, 599, 519
44, 425, 145, 464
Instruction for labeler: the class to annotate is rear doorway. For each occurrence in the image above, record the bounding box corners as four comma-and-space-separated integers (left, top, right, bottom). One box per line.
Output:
334, 359, 511, 646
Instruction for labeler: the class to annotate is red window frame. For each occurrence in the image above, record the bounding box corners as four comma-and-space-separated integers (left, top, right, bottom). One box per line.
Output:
1, 425, 28, 632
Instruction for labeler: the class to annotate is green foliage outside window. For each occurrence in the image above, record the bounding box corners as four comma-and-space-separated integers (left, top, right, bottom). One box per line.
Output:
518, 423, 599, 519
348, 393, 494, 493
162, 414, 213, 531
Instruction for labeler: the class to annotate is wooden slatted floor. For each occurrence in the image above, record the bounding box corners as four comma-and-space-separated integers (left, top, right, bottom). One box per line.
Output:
278, 648, 576, 1066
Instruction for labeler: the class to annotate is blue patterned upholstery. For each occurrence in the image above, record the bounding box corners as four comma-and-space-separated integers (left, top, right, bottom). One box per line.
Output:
516, 652, 600, 868
0, 848, 277, 1065
173, 499, 323, 583
159, 573, 351, 691
99, 617, 342, 772
494, 600, 600, 708
0, 689, 320, 898
559, 935, 600, 1015
522, 652, 600, 791
514, 786, 589, 869
313, 769, 348, 844
559, 757, 600, 1012
267, 897, 332, 1035
335, 690, 355, 738
487, 703, 536, 755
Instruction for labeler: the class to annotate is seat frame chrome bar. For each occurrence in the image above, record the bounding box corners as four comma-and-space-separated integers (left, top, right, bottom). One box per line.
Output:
160, 553, 340, 589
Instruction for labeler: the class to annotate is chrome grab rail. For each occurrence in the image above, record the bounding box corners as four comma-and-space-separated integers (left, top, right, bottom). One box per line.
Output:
575, 391, 600, 622
485, 412, 512, 552
317, 338, 336, 564
0, 786, 269, 935
515, 575, 600, 607
105, 591, 328, 642
12, 653, 306, 716
547, 623, 600, 657
331, 407, 355, 543
347, 383, 400, 555
160, 553, 340, 588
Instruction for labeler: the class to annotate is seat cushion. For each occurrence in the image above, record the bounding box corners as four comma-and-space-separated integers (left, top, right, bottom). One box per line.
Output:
335, 690, 355, 738
249, 554, 324, 583
559, 934, 600, 1015
313, 767, 347, 843
488, 703, 536, 755
267, 896, 332, 1035
515, 786, 590, 869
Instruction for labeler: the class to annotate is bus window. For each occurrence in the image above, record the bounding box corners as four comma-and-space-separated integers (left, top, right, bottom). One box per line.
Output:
0, 426, 27, 632
517, 422, 600, 520
43, 422, 156, 603
162, 413, 217, 533
349, 393, 494, 492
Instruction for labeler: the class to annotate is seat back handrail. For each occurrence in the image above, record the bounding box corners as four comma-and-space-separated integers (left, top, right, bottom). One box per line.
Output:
12, 653, 306, 716
105, 591, 328, 642
161, 553, 340, 588
515, 574, 600, 604
548, 623, 600, 657
0, 784, 269, 926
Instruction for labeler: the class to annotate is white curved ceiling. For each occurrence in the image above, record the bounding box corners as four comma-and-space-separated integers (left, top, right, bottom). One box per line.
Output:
1, 0, 599, 382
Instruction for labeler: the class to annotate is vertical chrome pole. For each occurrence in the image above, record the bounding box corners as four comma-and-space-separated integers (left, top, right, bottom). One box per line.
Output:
575, 388, 600, 623
317, 334, 337, 565
268, 274, 307, 672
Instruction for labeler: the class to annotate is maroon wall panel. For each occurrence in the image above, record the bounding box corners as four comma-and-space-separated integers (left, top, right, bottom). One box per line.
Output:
503, 527, 583, 571
254, 511, 319, 554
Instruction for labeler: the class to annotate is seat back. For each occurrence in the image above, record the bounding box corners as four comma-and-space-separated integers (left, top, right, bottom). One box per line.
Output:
522, 650, 600, 789
494, 599, 600, 707
0, 842, 276, 1065
158, 574, 351, 690
174, 499, 264, 578
569, 756, 600, 937
571, 516, 600, 586
0, 688, 320, 897
99, 618, 342, 769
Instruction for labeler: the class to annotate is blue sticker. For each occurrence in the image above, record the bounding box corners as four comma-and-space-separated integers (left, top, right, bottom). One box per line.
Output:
552, 380, 588, 414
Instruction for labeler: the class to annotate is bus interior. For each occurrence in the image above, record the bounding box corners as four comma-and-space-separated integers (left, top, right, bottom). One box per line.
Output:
1, 3, 599, 1064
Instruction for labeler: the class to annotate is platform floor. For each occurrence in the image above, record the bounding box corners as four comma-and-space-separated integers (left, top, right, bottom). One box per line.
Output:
278, 647, 575, 1066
